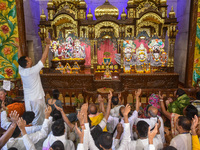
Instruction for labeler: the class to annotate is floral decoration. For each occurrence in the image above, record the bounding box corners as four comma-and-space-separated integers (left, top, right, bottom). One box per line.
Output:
0, 0, 19, 79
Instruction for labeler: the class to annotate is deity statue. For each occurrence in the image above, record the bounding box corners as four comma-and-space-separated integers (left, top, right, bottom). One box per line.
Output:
50, 41, 59, 59
73, 39, 86, 58
148, 39, 166, 67
72, 62, 80, 74
135, 44, 150, 73
66, 36, 74, 58
115, 40, 136, 73
65, 63, 72, 74
103, 66, 112, 80
55, 62, 65, 73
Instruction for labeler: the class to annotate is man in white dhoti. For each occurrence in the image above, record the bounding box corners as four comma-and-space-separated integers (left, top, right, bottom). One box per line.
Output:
16, 38, 51, 125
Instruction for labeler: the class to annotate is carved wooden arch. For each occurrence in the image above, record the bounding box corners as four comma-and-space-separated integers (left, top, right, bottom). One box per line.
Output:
51, 14, 78, 37
136, 12, 164, 36
95, 21, 119, 38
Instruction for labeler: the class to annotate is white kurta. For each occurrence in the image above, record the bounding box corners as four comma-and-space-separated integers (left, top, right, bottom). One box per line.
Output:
19, 60, 46, 125
170, 133, 192, 150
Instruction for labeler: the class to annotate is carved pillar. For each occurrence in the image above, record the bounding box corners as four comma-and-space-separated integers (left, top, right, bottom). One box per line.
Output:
16, 0, 27, 56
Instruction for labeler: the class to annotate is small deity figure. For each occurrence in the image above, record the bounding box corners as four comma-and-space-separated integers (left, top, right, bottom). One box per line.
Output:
66, 36, 74, 58
65, 63, 72, 74
135, 44, 150, 73
50, 41, 59, 59
73, 39, 86, 58
55, 62, 65, 73
103, 66, 112, 80
72, 62, 80, 74
160, 51, 168, 67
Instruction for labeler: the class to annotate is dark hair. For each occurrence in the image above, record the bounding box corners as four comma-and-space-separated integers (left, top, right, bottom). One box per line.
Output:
96, 132, 113, 149
163, 146, 177, 150
18, 56, 27, 68
11, 126, 21, 138
88, 104, 97, 115
22, 111, 35, 124
51, 140, 64, 150
176, 88, 186, 97
185, 105, 198, 120
178, 116, 191, 131
51, 109, 62, 121
137, 121, 149, 138
111, 96, 119, 105
8, 148, 18, 150
52, 119, 65, 136
53, 89, 60, 100
119, 106, 132, 118
196, 91, 200, 100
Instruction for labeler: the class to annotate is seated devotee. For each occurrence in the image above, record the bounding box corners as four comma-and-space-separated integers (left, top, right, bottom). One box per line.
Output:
144, 93, 161, 117
107, 89, 141, 138
0, 88, 13, 110
136, 106, 165, 143
42, 118, 75, 150
110, 93, 124, 118
167, 88, 190, 115
80, 102, 132, 150
47, 89, 63, 115
1, 106, 52, 150
88, 91, 112, 142
159, 92, 199, 138
88, 94, 109, 132
169, 116, 192, 150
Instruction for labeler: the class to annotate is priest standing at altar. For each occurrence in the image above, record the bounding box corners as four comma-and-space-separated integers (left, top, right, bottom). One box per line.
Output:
15, 38, 51, 125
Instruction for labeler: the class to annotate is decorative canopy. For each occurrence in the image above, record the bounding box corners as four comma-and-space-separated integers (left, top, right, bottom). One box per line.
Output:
95, 0, 119, 19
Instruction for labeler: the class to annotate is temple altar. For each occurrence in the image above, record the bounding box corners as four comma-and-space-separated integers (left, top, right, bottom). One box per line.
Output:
38, 0, 179, 96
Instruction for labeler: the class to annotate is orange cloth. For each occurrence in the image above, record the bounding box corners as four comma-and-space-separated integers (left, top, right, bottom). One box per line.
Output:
7, 102, 25, 117
89, 113, 107, 132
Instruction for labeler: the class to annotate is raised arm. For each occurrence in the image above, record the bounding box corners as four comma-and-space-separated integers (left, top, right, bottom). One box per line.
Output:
135, 89, 142, 112
104, 90, 112, 120
0, 111, 19, 149
41, 38, 51, 65
98, 95, 105, 115
159, 91, 171, 120
54, 103, 74, 130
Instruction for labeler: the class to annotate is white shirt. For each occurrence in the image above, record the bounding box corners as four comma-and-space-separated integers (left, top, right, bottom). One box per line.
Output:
19, 60, 45, 101
170, 133, 192, 150
2, 119, 50, 150
136, 116, 165, 143
42, 133, 75, 150
110, 105, 124, 117
107, 110, 138, 138
84, 122, 131, 150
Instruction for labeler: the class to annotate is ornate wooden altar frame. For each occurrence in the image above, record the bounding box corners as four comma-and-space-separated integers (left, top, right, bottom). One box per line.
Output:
38, 0, 178, 72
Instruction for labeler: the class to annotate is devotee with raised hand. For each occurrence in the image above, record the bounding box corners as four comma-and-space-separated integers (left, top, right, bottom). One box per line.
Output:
107, 89, 141, 138
0, 111, 18, 149
14, 37, 51, 125
191, 115, 200, 150
2, 105, 52, 150
110, 93, 124, 118
169, 116, 192, 150
54, 103, 75, 130
82, 102, 132, 150
159, 91, 199, 138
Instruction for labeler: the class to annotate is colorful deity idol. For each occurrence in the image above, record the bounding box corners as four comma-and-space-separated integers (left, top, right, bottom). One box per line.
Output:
73, 39, 86, 58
